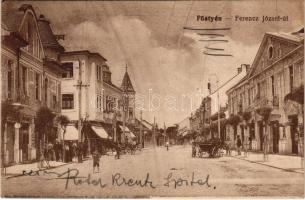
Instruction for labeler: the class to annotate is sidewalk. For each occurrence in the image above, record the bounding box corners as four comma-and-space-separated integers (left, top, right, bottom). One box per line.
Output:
2, 161, 68, 177
230, 150, 304, 174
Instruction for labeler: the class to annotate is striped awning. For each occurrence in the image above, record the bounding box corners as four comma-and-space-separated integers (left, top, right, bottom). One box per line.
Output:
91, 126, 109, 139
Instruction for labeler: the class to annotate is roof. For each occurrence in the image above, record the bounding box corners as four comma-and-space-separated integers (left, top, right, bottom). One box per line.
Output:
37, 15, 64, 52
61, 50, 107, 61
104, 81, 122, 92
1, 8, 24, 32
248, 30, 304, 78
226, 74, 248, 94
266, 32, 304, 43
121, 71, 135, 93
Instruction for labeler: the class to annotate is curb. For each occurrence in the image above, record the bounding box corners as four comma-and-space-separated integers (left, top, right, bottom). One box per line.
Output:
230, 155, 304, 174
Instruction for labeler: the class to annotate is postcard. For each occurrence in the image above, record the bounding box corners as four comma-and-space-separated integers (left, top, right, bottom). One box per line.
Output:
1, 0, 304, 198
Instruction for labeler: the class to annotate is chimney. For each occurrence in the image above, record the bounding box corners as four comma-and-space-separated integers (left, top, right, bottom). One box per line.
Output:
241, 64, 251, 73
239, 64, 250, 74
237, 67, 242, 74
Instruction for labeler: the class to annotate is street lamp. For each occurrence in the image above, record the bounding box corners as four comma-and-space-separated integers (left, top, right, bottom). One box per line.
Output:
208, 74, 221, 139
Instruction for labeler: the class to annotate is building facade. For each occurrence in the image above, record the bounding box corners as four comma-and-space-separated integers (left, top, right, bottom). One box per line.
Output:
226, 30, 304, 155
1, 4, 63, 165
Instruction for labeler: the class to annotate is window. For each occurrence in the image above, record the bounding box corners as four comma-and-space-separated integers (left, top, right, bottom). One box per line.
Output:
289, 65, 293, 92
96, 65, 102, 81
45, 78, 48, 103
257, 83, 260, 99
7, 60, 13, 98
129, 108, 133, 118
28, 22, 34, 54
52, 95, 57, 110
96, 93, 102, 111
271, 76, 275, 97
62, 62, 73, 78
22, 66, 27, 95
35, 73, 41, 100
268, 46, 273, 59
62, 94, 74, 109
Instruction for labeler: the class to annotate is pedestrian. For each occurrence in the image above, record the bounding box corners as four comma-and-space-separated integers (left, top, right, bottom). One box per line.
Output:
115, 143, 120, 159
92, 148, 101, 173
166, 141, 169, 151
236, 135, 242, 155
72, 143, 77, 162
192, 143, 196, 157
64, 144, 70, 163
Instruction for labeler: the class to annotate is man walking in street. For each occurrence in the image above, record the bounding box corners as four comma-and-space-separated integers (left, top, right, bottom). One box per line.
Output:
92, 148, 101, 173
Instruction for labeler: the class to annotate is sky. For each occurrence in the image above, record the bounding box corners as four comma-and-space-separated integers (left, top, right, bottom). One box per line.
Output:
4, 0, 303, 126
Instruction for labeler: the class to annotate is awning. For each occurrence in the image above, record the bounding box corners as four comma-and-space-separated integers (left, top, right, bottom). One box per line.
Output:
61, 125, 78, 141
92, 126, 109, 139
119, 125, 136, 138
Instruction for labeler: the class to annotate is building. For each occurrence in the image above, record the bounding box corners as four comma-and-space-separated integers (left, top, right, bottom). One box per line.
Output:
59, 51, 137, 147
1, 4, 63, 165
226, 29, 304, 155
177, 117, 191, 145
59, 50, 117, 149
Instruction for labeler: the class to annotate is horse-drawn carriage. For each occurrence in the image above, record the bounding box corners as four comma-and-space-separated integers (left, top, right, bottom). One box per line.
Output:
192, 139, 224, 158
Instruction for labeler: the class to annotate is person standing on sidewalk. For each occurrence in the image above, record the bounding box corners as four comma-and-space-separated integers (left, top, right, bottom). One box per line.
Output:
92, 148, 101, 173
236, 135, 242, 155
166, 141, 169, 151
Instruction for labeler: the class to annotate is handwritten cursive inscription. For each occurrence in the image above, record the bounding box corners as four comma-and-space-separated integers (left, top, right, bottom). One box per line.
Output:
112, 172, 156, 188
164, 172, 211, 189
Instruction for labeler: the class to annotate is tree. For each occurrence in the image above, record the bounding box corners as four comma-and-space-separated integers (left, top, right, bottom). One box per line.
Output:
227, 114, 241, 147
35, 106, 56, 154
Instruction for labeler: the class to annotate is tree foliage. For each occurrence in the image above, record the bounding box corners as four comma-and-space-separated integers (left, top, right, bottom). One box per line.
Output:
55, 115, 70, 131
35, 106, 56, 141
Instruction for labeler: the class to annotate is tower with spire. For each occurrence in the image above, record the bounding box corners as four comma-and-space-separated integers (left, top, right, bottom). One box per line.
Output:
121, 64, 136, 124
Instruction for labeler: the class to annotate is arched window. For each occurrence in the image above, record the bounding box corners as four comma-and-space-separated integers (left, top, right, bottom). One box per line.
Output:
268, 46, 274, 59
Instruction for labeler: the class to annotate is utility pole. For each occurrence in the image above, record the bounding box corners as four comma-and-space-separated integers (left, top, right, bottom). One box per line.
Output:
217, 79, 221, 139
74, 59, 89, 163
208, 74, 221, 139
140, 110, 143, 149
122, 64, 128, 144
153, 116, 156, 147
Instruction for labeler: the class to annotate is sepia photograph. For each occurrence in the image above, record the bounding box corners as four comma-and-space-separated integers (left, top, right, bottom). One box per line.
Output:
1, 0, 304, 198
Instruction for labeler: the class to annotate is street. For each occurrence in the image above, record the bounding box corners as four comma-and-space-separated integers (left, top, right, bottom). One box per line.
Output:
2, 145, 304, 198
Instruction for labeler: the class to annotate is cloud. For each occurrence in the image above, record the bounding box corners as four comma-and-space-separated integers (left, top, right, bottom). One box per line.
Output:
60, 15, 262, 125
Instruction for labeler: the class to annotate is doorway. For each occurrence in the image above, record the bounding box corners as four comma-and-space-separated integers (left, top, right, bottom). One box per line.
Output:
272, 121, 279, 153
289, 115, 298, 154
20, 124, 29, 163
6, 122, 15, 164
